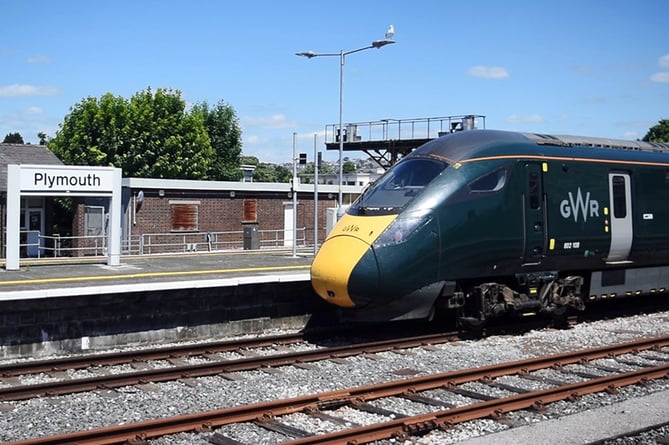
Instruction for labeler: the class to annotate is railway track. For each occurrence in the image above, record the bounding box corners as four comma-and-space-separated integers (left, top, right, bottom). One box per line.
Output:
7, 335, 669, 445
0, 330, 459, 402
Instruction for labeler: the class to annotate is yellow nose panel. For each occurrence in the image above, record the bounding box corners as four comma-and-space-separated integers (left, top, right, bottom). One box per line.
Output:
311, 213, 396, 307
311, 235, 368, 307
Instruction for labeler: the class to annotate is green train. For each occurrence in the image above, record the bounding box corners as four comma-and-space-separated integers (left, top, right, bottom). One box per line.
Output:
311, 129, 669, 326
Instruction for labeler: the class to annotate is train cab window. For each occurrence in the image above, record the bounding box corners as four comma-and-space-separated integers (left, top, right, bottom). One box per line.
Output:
350, 158, 447, 214
469, 168, 507, 192
612, 175, 627, 219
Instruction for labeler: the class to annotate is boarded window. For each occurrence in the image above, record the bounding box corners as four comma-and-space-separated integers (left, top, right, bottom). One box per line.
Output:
242, 198, 258, 223
170, 201, 199, 231
84, 205, 105, 236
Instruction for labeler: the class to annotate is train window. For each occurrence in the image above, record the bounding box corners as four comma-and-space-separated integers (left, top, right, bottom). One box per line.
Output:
350, 158, 447, 214
470, 169, 506, 192
528, 172, 540, 210
612, 175, 627, 219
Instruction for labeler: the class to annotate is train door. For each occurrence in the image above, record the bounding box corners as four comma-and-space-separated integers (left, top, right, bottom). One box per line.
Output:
522, 163, 546, 264
605, 172, 633, 262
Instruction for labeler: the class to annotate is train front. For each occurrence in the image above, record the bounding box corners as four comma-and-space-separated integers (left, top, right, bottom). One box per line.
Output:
311, 156, 449, 321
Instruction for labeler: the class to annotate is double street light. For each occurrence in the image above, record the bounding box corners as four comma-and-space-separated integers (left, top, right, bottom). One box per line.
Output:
297, 26, 395, 217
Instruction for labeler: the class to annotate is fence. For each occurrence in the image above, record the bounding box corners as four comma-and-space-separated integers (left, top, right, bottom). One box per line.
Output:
11, 228, 308, 259
138, 228, 307, 254
17, 232, 107, 259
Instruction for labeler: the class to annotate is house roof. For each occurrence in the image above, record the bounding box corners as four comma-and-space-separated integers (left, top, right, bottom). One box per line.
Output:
0, 144, 64, 192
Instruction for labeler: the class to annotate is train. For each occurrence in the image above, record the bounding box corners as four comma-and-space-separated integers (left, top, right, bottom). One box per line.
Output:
310, 129, 669, 327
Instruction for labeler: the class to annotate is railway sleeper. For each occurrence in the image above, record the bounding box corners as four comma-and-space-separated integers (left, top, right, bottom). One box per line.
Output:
254, 416, 313, 439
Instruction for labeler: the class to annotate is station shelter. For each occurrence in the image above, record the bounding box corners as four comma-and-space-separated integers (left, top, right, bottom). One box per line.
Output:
0, 143, 64, 259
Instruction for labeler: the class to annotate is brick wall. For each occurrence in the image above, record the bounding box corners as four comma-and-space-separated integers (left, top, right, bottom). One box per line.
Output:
72, 188, 339, 254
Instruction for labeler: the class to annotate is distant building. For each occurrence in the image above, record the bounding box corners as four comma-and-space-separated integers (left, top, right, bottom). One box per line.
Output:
303, 167, 384, 188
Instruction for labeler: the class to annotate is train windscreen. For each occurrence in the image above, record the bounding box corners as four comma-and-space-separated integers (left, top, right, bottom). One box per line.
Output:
350, 158, 447, 214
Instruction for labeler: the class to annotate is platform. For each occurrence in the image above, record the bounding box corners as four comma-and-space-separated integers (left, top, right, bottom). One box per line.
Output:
0, 249, 313, 300
0, 249, 318, 359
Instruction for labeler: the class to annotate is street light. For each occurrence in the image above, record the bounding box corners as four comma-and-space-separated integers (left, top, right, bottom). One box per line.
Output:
297, 26, 395, 218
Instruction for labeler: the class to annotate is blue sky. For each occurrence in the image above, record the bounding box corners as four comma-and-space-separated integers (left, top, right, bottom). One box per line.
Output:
2, 1, 668, 164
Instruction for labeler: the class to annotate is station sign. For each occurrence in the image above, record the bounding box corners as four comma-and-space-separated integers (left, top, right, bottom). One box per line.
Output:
18, 165, 116, 195
5, 163, 122, 270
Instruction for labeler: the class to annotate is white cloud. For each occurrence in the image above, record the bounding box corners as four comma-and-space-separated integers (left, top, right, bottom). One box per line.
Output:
650, 72, 669, 83
572, 64, 592, 76
505, 114, 544, 124
0, 84, 59, 97
27, 55, 50, 64
467, 65, 509, 79
241, 113, 295, 130
244, 135, 261, 144
25, 106, 43, 115
659, 54, 669, 67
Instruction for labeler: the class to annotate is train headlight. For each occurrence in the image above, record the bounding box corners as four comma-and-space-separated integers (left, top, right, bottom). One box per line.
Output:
373, 210, 432, 248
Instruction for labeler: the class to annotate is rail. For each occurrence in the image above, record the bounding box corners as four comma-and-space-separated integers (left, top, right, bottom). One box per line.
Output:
8, 335, 668, 444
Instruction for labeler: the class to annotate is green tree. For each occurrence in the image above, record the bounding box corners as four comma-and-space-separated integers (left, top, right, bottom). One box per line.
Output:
49, 88, 214, 179
3, 132, 24, 143
253, 163, 291, 182
192, 100, 243, 181
343, 160, 356, 174
38, 132, 49, 145
643, 119, 669, 143
124, 88, 211, 179
49, 93, 130, 166
240, 155, 260, 166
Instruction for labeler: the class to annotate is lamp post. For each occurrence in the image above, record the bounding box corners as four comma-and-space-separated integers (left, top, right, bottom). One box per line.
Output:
297, 28, 395, 218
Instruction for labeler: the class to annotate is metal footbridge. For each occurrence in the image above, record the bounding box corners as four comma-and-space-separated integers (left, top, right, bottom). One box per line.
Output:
324, 114, 486, 168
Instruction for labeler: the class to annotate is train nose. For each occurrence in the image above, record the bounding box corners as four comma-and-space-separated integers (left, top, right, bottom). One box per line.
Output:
310, 235, 377, 308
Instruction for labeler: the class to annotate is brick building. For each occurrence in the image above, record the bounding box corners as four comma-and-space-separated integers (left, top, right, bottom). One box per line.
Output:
73, 177, 362, 256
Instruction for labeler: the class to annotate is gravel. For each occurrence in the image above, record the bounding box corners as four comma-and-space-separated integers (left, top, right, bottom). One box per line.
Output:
0, 310, 667, 444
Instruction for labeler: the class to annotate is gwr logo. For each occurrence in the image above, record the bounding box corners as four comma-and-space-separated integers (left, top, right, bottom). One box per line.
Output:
560, 188, 600, 222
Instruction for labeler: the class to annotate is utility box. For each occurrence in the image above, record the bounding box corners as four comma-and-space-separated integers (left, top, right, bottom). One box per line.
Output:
243, 225, 260, 250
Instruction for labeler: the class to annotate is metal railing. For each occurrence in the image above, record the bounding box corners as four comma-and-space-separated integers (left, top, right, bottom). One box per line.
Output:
6, 228, 310, 260
324, 115, 486, 145
13, 232, 108, 259
138, 228, 307, 255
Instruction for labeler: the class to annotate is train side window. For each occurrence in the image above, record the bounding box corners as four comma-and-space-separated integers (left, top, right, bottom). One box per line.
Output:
528, 172, 540, 209
470, 168, 507, 192
612, 175, 627, 219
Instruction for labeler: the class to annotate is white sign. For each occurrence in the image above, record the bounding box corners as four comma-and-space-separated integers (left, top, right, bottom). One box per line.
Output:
19, 165, 116, 194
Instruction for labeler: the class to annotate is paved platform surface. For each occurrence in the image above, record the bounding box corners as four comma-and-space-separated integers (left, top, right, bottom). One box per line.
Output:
459, 389, 669, 445
0, 249, 313, 300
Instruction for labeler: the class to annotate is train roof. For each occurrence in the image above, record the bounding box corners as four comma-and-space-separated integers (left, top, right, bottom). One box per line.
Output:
412, 129, 669, 164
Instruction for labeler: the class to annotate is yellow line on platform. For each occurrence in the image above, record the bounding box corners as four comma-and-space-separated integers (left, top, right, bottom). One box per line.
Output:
0, 264, 311, 286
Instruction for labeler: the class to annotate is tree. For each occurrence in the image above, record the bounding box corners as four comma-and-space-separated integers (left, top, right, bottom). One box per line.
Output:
3, 132, 24, 143
643, 119, 669, 143
124, 88, 212, 179
50, 94, 129, 167
38, 132, 49, 145
343, 160, 356, 174
49, 88, 214, 179
253, 163, 291, 182
191, 100, 243, 181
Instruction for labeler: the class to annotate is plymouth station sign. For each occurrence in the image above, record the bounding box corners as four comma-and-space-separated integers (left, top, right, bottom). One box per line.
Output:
6, 164, 122, 270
